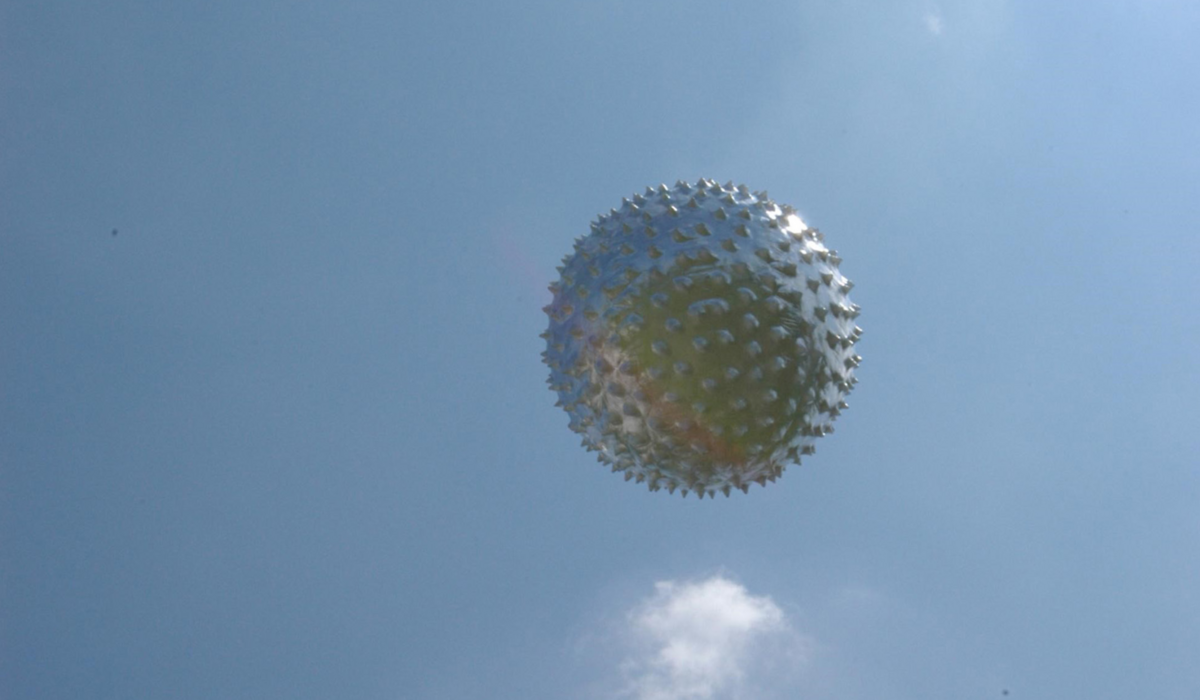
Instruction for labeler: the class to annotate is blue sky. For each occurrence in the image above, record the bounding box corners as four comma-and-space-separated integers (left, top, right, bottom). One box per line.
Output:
2, 1, 1198, 698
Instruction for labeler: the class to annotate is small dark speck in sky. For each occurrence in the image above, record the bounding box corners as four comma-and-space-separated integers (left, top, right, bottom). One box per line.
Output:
111, 228, 118, 236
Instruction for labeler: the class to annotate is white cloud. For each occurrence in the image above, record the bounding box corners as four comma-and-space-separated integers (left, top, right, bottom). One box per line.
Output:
924, 11, 945, 35
615, 576, 805, 700
574, 577, 1004, 699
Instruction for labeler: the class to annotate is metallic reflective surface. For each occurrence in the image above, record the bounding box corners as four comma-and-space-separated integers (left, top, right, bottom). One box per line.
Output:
543, 180, 861, 497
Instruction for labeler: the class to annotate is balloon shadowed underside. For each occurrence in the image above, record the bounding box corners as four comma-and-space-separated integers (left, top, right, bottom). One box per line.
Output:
542, 180, 861, 498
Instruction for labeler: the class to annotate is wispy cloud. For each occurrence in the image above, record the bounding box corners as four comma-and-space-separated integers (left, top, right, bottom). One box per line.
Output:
614, 575, 805, 700
924, 11, 945, 36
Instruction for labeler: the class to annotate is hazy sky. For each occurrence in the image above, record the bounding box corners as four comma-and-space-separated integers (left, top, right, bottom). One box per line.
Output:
2, 1, 1198, 698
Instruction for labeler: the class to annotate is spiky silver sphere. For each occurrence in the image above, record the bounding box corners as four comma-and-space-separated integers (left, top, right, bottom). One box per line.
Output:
542, 180, 861, 498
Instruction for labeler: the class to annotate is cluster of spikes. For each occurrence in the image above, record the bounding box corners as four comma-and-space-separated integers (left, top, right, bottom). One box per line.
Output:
542, 179, 861, 498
